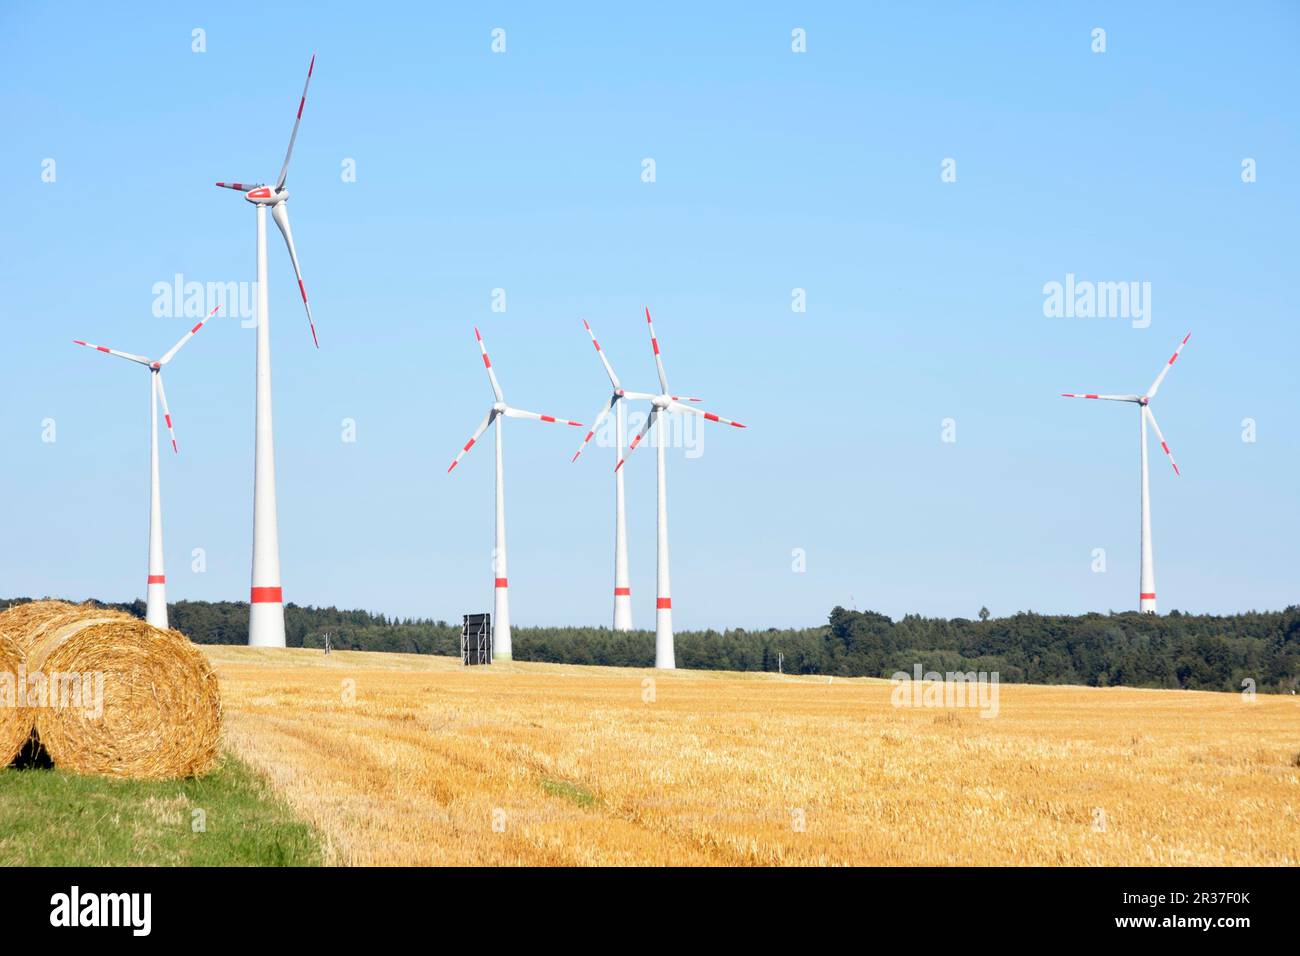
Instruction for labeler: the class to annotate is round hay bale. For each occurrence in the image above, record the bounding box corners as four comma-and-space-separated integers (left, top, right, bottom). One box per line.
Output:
30, 612, 222, 779
0, 632, 33, 766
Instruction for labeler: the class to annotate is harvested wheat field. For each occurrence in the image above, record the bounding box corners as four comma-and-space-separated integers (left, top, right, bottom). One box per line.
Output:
204, 646, 1300, 866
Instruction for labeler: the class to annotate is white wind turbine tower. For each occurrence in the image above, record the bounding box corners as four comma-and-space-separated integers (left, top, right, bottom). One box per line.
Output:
1062, 332, 1191, 614
447, 327, 584, 660
616, 308, 747, 668
570, 318, 670, 631
73, 305, 221, 629
214, 54, 319, 647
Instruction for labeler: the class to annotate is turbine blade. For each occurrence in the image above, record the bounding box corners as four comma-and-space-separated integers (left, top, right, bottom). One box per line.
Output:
447, 409, 495, 473
271, 202, 319, 348
572, 394, 619, 462
582, 319, 622, 389
1144, 405, 1180, 476
615, 407, 657, 472
669, 400, 747, 428
1146, 331, 1191, 398
503, 406, 583, 426
276, 53, 316, 191
1059, 393, 1142, 402
215, 181, 260, 191
645, 307, 669, 393
155, 372, 178, 453
72, 340, 153, 366
159, 305, 221, 365
474, 327, 505, 402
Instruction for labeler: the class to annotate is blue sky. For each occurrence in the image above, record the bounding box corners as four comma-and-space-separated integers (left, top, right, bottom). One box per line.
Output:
1, 1, 1296, 628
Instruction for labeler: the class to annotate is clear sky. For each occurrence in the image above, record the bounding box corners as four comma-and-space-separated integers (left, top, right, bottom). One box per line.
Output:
1, 2, 1296, 628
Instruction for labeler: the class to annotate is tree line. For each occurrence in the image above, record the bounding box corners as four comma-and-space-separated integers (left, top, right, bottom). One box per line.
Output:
3, 597, 1296, 693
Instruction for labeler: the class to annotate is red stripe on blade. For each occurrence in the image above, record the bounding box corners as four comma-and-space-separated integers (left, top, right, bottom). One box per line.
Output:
541, 415, 556, 422
251, 586, 283, 604
298, 279, 307, 303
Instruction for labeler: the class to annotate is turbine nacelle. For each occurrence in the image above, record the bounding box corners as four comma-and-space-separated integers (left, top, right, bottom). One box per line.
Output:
214, 182, 287, 205
246, 185, 287, 206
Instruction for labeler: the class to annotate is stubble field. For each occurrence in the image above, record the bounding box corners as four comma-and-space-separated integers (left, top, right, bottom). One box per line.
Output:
205, 646, 1299, 866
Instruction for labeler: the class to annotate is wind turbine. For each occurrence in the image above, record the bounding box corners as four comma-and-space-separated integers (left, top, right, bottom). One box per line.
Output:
570, 319, 674, 631
73, 305, 222, 629
1062, 332, 1191, 614
616, 308, 747, 668
447, 327, 584, 660
214, 54, 318, 647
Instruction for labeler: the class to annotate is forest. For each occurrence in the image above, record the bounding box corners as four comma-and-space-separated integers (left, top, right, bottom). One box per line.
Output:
3, 598, 1296, 694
